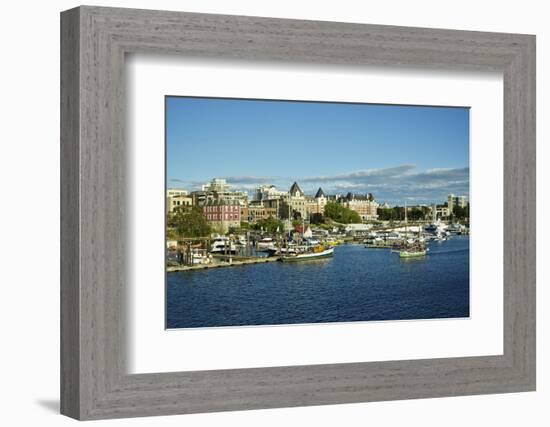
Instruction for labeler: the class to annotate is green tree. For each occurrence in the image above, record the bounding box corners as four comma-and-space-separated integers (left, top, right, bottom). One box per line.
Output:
168, 206, 211, 238
452, 204, 470, 221
310, 213, 324, 224
377, 207, 395, 221
408, 207, 425, 221
253, 216, 284, 234
324, 202, 362, 224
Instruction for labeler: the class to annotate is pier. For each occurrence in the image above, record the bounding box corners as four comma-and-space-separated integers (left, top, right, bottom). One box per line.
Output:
364, 242, 402, 249
167, 255, 280, 272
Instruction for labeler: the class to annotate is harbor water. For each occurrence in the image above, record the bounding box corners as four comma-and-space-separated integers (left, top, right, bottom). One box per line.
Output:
166, 235, 470, 329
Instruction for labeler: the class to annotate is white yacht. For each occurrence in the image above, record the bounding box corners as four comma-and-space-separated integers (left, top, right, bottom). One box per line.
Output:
256, 237, 276, 251
210, 237, 237, 254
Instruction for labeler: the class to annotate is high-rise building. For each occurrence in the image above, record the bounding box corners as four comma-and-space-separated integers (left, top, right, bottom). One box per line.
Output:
447, 194, 468, 213
254, 184, 286, 202
202, 178, 230, 193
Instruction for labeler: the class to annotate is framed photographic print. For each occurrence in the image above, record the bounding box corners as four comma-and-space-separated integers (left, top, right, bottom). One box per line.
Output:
61, 6, 536, 420
164, 96, 471, 329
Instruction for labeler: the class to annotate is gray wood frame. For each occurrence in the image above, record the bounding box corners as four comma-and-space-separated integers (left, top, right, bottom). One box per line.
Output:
61, 5, 536, 420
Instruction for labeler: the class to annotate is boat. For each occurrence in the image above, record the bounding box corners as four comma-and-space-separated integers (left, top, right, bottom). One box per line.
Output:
425, 219, 446, 235
210, 237, 237, 254
398, 246, 427, 258
280, 244, 334, 262
190, 249, 212, 264
434, 231, 446, 242
425, 223, 439, 233
256, 237, 276, 252
395, 203, 427, 258
446, 223, 464, 234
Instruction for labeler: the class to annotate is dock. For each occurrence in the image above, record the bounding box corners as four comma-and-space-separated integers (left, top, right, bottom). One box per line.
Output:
364, 241, 403, 249
167, 255, 280, 272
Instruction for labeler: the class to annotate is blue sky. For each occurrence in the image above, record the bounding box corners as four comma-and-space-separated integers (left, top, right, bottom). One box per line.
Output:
166, 96, 469, 205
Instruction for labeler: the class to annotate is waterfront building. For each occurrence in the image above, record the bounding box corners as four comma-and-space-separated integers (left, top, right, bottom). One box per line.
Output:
307, 187, 327, 216
286, 182, 308, 219
202, 198, 241, 233
195, 178, 249, 209
447, 194, 467, 214
245, 202, 278, 223
339, 192, 379, 221
190, 190, 207, 207
254, 184, 287, 202
202, 178, 230, 193
434, 205, 450, 219
167, 188, 188, 198
166, 189, 193, 213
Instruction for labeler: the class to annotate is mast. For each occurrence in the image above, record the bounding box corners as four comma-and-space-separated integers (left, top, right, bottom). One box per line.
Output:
404, 203, 408, 246
404, 202, 408, 234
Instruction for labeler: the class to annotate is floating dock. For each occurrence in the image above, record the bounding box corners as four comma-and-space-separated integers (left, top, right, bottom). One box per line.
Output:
167, 255, 280, 272
364, 242, 402, 249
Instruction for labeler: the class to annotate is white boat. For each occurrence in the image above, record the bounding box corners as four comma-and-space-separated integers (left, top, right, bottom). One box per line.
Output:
190, 249, 212, 265
210, 237, 237, 254
446, 223, 464, 234
280, 245, 334, 262
256, 237, 276, 251
435, 232, 446, 241
425, 220, 446, 235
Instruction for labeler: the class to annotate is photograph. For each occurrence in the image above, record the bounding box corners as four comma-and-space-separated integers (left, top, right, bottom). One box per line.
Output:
165, 96, 470, 329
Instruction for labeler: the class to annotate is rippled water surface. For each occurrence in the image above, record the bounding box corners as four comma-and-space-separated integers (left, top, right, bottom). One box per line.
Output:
167, 236, 470, 328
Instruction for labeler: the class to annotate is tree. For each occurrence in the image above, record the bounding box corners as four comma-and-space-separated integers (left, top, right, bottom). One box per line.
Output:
168, 206, 211, 238
310, 213, 324, 224
378, 205, 430, 221
408, 207, 425, 221
377, 207, 397, 221
324, 202, 362, 224
239, 221, 251, 231
227, 226, 241, 235
253, 216, 284, 234
452, 204, 470, 221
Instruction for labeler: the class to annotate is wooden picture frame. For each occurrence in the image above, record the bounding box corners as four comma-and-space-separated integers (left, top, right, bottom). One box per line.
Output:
61, 5, 536, 420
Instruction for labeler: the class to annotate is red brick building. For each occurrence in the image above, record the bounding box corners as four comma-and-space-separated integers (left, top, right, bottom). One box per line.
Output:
202, 199, 241, 233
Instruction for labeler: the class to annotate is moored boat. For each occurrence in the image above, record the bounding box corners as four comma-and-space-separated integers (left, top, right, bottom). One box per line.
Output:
256, 237, 276, 251
210, 237, 237, 254
280, 245, 334, 262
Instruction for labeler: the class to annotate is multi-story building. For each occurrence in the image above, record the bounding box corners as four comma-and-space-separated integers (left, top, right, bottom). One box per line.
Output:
254, 184, 287, 202
447, 194, 467, 213
339, 192, 379, 221
245, 202, 278, 223
307, 187, 328, 216
166, 189, 193, 213
286, 182, 308, 219
194, 178, 249, 210
200, 178, 247, 201
436, 205, 450, 218
202, 178, 230, 193
167, 188, 188, 198
202, 198, 241, 233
